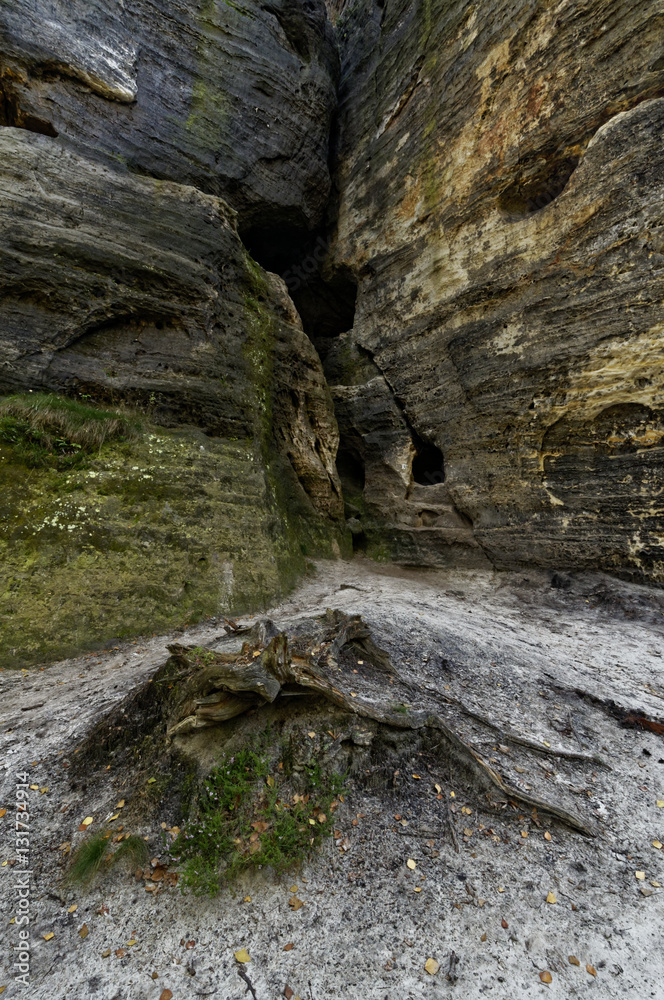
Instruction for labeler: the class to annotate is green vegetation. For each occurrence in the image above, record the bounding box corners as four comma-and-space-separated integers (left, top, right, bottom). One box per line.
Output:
66, 832, 112, 886
173, 739, 345, 895
0, 393, 140, 469
67, 831, 149, 887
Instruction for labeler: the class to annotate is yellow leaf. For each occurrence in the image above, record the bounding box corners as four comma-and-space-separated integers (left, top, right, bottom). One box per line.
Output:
406, 859, 417, 870
290, 885, 298, 893
653, 841, 663, 850
43, 932, 54, 941
542, 741, 551, 748
307, 732, 315, 739
40, 787, 48, 794
0, 986, 7, 994
651, 880, 661, 888
9, 918, 15, 924
539, 971, 552, 983
414, 886, 422, 893
350, 692, 357, 698
102, 949, 111, 958
544, 832, 552, 841
108, 814, 119, 822
657, 800, 664, 808
147, 778, 156, 784
68, 905, 78, 913
79, 924, 89, 939
635, 871, 646, 880
463, 828, 473, 837
586, 964, 597, 977
234, 949, 251, 963
81, 816, 94, 827
546, 892, 557, 904
29, 784, 39, 790
568, 956, 580, 966
450, 791, 455, 798
520, 831, 528, 838
412, 774, 421, 780
434, 784, 441, 794
0, 810, 6, 819
497, 887, 505, 893
127, 939, 137, 947
317, 814, 327, 824
117, 800, 125, 808
266, 776, 275, 787
308, 819, 316, 826
424, 958, 439, 975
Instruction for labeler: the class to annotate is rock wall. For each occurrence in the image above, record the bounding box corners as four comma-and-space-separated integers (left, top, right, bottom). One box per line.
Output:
327, 0, 664, 581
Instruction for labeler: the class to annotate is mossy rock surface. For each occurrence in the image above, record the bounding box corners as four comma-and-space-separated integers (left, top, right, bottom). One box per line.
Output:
0, 423, 341, 668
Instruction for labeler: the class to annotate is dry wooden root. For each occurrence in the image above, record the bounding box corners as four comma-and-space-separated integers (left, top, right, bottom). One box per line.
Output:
164, 610, 593, 835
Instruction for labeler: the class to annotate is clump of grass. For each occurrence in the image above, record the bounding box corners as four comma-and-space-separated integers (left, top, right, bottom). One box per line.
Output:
0, 392, 141, 467
173, 739, 345, 896
110, 834, 149, 870
66, 832, 112, 886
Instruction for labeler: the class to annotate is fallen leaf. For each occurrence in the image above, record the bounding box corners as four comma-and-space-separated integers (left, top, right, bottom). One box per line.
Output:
424, 958, 439, 975
290, 885, 298, 893
127, 939, 137, 947
79, 924, 89, 939
29, 784, 39, 791
0, 988, 6, 995
586, 964, 597, 977
307, 732, 315, 739
656, 800, 664, 808
640, 886, 654, 896
497, 887, 505, 893
546, 892, 557, 904
317, 814, 327, 824
501, 919, 509, 929
68, 905, 78, 913
412, 774, 421, 780
267, 775, 275, 787
652, 841, 662, 850
102, 949, 111, 958
635, 871, 646, 880
234, 949, 251, 963
651, 880, 662, 887
243, 896, 251, 903
108, 814, 119, 822
116, 800, 125, 808
115, 949, 126, 958
434, 784, 441, 794
414, 886, 422, 893
283, 942, 294, 951
81, 816, 94, 828
0, 810, 6, 819
463, 827, 473, 837
289, 897, 305, 911
42, 932, 54, 941
568, 956, 580, 966
480, 933, 487, 942
542, 741, 551, 748
159, 991, 173, 1000
544, 832, 552, 841
147, 778, 156, 784
520, 830, 528, 838
539, 971, 553, 984
406, 859, 417, 870
185, 940, 195, 949
285, 988, 294, 1000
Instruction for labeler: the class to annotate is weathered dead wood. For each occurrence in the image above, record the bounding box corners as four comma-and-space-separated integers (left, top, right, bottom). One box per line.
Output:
164, 612, 593, 835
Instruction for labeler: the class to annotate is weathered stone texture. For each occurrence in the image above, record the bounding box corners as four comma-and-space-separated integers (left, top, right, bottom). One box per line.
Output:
328, 0, 664, 581
0, 130, 343, 521
0, 0, 337, 231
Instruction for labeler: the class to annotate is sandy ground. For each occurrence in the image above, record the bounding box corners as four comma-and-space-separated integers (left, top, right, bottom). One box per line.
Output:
1, 558, 664, 999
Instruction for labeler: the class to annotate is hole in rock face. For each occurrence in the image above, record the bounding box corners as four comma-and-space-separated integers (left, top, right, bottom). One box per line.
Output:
411, 431, 445, 485
240, 222, 358, 357
0, 76, 58, 137
336, 444, 365, 496
499, 153, 578, 217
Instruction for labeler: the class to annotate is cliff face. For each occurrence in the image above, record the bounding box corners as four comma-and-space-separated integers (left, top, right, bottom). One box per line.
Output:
1, 0, 664, 668
327, 0, 664, 581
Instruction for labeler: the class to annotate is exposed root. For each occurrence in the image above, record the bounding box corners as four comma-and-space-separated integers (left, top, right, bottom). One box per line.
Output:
163, 611, 594, 835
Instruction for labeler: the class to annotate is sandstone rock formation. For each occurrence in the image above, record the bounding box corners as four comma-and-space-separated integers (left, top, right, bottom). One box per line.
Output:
327, 0, 664, 582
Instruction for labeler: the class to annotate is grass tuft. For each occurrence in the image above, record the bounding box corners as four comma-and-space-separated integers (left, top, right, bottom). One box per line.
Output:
66, 832, 112, 886
173, 737, 345, 896
110, 834, 149, 869
0, 393, 141, 467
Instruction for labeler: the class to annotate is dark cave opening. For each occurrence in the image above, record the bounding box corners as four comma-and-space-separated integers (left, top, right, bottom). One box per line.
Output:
411, 431, 445, 485
336, 444, 365, 496
240, 222, 358, 357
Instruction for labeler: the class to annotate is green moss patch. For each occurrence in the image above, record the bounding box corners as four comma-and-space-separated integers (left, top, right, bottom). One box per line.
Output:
173, 737, 345, 895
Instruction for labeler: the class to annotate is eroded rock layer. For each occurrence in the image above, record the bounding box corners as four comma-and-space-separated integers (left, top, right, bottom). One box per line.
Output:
328, 0, 664, 581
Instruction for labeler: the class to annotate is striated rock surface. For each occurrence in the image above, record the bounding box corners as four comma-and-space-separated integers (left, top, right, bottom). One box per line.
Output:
0, 0, 337, 232
328, 0, 664, 582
